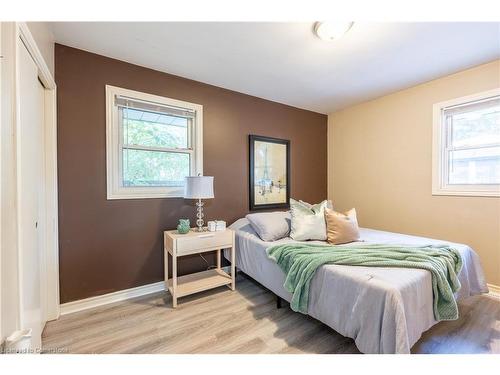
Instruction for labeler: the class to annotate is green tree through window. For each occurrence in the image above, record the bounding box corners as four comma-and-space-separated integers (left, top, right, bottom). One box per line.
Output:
122, 111, 191, 187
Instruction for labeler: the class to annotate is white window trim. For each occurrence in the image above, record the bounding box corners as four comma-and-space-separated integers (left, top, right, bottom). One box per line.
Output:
432, 88, 500, 197
105, 85, 203, 199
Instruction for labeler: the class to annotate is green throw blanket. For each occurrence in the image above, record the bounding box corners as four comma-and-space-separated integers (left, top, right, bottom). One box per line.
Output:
266, 243, 463, 321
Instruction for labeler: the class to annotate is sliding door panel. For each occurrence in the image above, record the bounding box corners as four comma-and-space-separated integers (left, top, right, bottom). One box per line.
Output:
17, 38, 45, 351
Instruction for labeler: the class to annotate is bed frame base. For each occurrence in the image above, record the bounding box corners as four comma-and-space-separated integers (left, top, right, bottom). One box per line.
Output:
276, 295, 282, 309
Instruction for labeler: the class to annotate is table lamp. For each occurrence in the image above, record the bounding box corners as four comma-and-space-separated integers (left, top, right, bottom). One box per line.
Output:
184, 175, 214, 232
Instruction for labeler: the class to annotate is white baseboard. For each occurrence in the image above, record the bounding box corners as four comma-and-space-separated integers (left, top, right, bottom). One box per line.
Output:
487, 283, 500, 299
60, 281, 165, 315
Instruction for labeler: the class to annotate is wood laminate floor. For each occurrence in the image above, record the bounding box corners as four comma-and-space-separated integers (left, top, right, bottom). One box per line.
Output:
42, 273, 500, 354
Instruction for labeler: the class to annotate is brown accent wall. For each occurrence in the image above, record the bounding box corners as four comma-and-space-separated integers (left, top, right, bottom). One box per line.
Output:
56, 44, 327, 303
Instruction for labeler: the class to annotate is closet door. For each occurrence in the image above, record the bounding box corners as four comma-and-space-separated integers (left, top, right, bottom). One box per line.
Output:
17, 38, 46, 351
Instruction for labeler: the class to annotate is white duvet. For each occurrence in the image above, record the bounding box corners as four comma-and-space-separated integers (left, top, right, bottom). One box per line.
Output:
225, 218, 488, 354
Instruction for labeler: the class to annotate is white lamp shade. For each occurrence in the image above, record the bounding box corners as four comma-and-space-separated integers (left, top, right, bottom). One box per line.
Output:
184, 176, 214, 199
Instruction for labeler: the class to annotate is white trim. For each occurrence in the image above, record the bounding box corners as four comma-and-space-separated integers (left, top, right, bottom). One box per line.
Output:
60, 282, 165, 316
17, 23, 55, 90
1, 22, 20, 346
0, 22, 3, 345
487, 283, 500, 299
105, 85, 203, 200
432, 88, 500, 197
43, 87, 60, 321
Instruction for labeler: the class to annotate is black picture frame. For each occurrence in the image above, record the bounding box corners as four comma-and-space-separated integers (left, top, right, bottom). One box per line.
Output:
249, 134, 290, 211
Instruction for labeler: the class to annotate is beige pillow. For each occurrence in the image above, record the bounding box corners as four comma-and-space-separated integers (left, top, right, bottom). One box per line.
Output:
324, 207, 360, 245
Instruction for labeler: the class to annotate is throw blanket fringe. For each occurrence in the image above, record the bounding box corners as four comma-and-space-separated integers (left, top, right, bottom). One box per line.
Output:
266, 243, 463, 321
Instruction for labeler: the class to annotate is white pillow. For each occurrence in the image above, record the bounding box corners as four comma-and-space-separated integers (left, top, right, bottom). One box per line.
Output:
299, 199, 333, 211
246, 211, 291, 242
290, 199, 328, 241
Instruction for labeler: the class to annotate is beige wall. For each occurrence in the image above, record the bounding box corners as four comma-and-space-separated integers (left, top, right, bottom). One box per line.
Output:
328, 60, 500, 287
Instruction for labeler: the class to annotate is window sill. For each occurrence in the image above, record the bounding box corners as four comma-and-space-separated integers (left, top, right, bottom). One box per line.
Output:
107, 195, 184, 200
107, 188, 185, 200
432, 188, 500, 198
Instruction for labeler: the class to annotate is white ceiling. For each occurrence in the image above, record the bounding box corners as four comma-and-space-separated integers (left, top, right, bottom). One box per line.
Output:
50, 22, 500, 114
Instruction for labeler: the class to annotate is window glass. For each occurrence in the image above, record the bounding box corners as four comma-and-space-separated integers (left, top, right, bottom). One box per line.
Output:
445, 97, 500, 186
123, 149, 190, 187
448, 146, 500, 185
122, 108, 189, 149
449, 102, 500, 148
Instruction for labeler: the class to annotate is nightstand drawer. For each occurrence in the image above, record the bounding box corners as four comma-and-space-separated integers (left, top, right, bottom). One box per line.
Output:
175, 230, 233, 255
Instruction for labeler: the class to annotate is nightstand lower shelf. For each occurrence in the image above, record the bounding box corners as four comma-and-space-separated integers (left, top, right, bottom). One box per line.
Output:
167, 268, 232, 298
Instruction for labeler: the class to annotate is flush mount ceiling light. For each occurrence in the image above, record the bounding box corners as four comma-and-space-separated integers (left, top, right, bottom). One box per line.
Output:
314, 21, 354, 41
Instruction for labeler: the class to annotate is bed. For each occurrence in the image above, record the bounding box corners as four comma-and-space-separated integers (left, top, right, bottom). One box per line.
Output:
224, 218, 488, 354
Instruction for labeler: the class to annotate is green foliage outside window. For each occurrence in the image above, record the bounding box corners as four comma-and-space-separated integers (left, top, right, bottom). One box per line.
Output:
122, 115, 190, 187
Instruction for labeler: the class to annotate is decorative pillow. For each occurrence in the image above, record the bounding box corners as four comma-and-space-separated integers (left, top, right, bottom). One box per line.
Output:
324, 207, 360, 245
290, 199, 328, 241
298, 199, 333, 211
246, 211, 291, 242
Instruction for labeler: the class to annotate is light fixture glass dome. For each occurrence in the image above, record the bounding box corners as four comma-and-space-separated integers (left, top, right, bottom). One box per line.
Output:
314, 21, 354, 41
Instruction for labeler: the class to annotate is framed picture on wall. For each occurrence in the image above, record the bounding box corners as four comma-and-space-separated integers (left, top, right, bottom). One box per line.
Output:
249, 135, 290, 210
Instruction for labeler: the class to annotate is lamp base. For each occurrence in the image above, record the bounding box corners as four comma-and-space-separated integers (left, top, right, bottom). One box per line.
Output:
195, 198, 205, 232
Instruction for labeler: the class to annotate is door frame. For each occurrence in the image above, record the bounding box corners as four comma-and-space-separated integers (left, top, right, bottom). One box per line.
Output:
16, 23, 60, 321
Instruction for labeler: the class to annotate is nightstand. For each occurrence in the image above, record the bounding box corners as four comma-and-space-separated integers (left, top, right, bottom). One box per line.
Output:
163, 228, 236, 308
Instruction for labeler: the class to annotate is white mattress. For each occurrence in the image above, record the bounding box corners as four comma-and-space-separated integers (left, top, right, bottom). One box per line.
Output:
225, 218, 488, 354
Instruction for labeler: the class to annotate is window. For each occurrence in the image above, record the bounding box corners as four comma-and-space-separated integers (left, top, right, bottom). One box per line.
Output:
432, 89, 500, 197
106, 85, 203, 199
